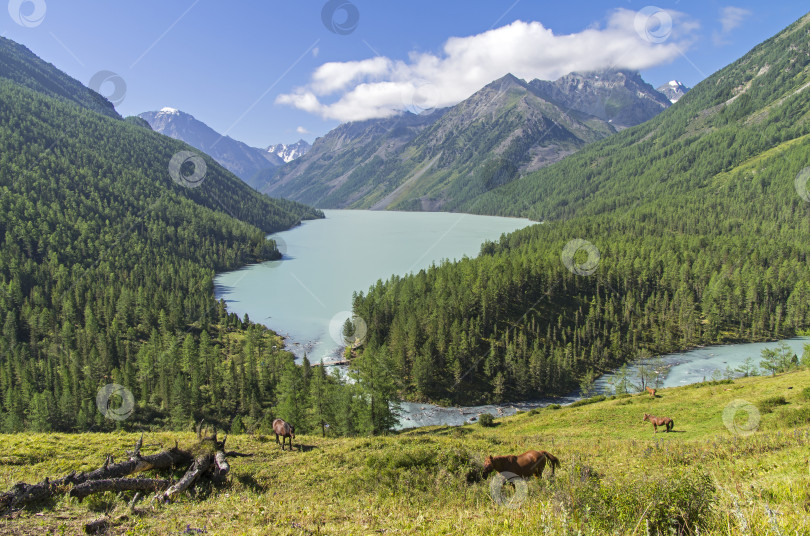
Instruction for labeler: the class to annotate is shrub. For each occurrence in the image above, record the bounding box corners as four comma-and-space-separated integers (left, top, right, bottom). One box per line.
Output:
363, 446, 475, 493
569, 395, 607, 408
560, 467, 715, 534
756, 396, 788, 414
776, 405, 810, 427
230, 415, 245, 434
800, 387, 810, 401
546, 404, 562, 410
478, 413, 496, 427
692, 379, 733, 388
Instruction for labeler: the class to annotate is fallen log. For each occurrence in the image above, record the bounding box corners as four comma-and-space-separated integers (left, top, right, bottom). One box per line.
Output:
2, 427, 245, 516
214, 451, 230, 479
163, 453, 214, 501
1, 435, 191, 514
70, 477, 173, 500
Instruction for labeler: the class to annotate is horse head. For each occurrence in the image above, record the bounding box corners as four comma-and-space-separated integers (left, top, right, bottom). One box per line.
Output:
642, 413, 650, 422
289, 424, 295, 439
482, 455, 494, 477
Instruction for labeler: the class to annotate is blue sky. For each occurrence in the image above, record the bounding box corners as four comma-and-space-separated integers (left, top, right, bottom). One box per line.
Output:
2, 1, 807, 147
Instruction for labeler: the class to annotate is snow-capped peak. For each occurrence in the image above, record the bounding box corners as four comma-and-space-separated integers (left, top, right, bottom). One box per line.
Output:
267, 139, 311, 163
159, 107, 180, 115
656, 80, 690, 104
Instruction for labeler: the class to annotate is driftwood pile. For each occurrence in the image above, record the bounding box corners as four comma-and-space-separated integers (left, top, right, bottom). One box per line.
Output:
0, 422, 242, 521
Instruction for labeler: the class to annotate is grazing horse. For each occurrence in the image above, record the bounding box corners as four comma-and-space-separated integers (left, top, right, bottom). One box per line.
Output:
273, 418, 295, 450
482, 450, 560, 479
643, 413, 674, 433
646, 387, 657, 398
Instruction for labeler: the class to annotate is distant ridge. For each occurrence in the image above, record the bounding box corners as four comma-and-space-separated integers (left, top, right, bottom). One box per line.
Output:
139, 108, 283, 187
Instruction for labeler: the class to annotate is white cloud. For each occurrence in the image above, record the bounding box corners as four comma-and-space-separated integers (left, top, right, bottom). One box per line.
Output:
714, 6, 752, 45
296, 126, 309, 134
277, 8, 699, 123
719, 6, 751, 33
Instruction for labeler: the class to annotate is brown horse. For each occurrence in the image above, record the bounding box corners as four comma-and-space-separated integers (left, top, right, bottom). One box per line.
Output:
646, 387, 656, 398
643, 413, 673, 433
482, 450, 560, 479
273, 418, 295, 450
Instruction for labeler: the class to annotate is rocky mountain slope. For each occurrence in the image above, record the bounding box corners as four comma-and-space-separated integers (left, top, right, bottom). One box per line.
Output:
139, 108, 283, 186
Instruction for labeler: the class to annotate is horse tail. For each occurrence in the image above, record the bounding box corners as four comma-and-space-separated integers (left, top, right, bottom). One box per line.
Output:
544, 451, 561, 469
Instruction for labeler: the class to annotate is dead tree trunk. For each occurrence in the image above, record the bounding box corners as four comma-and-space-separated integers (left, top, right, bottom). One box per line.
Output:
0, 433, 228, 515
162, 453, 213, 501
70, 478, 173, 500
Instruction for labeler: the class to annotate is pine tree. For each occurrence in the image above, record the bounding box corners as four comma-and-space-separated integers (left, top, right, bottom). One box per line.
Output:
275, 360, 305, 431
351, 343, 399, 435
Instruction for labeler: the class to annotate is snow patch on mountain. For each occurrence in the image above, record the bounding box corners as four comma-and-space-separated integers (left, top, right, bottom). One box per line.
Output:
267, 139, 311, 163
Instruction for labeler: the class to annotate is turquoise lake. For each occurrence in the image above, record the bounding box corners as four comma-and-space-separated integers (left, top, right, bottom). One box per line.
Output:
214, 210, 536, 363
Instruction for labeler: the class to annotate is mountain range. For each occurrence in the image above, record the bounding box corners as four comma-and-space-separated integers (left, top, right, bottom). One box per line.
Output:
138, 108, 284, 186
138, 109, 311, 188
257, 69, 680, 210
656, 80, 690, 103
268, 139, 311, 163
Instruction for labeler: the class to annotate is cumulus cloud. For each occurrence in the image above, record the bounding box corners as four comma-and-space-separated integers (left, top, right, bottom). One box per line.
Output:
296, 126, 309, 134
719, 6, 751, 33
714, 6, 751, 45
278, 8, 699, 123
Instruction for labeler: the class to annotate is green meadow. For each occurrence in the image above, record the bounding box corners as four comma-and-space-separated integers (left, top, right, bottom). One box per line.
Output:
2, 368, 809, 535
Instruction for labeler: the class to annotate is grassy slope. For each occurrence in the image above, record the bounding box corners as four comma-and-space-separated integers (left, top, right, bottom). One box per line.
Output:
2, 369, 809, 535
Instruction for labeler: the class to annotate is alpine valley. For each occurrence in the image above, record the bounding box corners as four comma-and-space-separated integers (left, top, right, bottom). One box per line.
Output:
3, 6, 810, 536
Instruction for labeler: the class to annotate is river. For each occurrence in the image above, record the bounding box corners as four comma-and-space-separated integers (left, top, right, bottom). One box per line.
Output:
215, 210, 807, 430
398, 337, 809, 429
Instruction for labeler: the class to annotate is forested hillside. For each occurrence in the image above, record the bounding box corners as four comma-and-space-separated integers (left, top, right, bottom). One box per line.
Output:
0, 37, 120, 119
0, 52, 373, 432
352, 13, 810, 404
